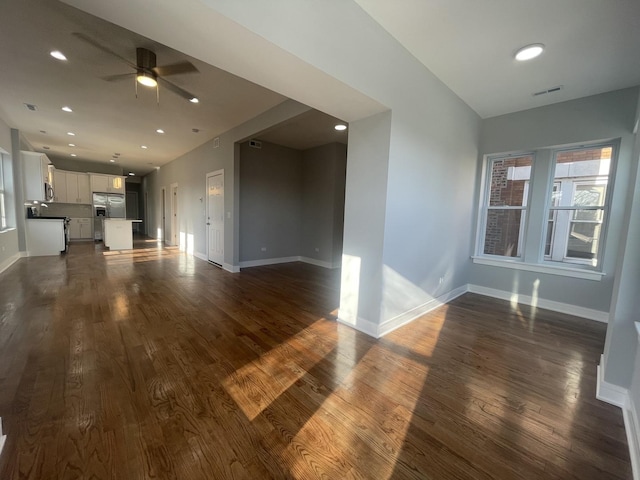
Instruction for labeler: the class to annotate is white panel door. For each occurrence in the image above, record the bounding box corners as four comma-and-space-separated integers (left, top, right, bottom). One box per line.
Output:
207, 171, 224, 265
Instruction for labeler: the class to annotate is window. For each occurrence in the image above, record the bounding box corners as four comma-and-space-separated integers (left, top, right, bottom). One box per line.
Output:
476, 142, 616, 272
0, 154, 6, 230
546, 146, 612, 266
480, 154, 533, 257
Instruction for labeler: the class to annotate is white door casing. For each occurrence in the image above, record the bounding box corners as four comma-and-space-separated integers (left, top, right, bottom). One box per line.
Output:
206, 170, 224, 265
170, 183, 178, 246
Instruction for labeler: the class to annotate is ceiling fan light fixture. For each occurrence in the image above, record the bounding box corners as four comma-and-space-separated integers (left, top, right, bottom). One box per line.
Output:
515, 43, 545, 61
136, 71, 157, 88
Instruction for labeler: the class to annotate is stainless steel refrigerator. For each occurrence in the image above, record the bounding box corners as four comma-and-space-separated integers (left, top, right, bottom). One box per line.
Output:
93, 193, 126, 240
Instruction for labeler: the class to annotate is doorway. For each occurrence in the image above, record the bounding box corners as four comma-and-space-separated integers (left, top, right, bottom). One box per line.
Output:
206, 170, 224, 266
170, 183, 178, 246
126, 191, 139, 233
161, 187, 168, 244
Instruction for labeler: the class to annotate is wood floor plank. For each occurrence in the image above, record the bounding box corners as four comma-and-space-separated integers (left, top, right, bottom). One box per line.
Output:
0, 238, 632, 479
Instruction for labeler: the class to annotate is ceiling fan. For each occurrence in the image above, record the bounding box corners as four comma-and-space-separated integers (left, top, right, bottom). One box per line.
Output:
73, 32, 200, 103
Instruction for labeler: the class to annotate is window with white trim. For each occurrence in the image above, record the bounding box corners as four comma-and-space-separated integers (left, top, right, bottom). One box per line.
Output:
476, 142, 616, 270
480, 154, 533, 258
0, 154, 6, 230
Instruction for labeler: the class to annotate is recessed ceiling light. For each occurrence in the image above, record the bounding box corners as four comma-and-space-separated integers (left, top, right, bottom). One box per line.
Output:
114, 152, 121, 156
61, 106, 73, 113
128, 172, 135, 176
67, 132, 75, 136
109, 159, 116, 163
50, 50, 67, 61
189, 97, 199, 104
156, 129, 165, 134
141, 145, 148, 149
68, 143, 75, 147
515, 44, 545, 61
70, 153, 77, 157
334, 124, 347, 131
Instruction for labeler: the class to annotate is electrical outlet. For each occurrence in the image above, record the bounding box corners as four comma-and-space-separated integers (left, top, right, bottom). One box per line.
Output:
439, 276, 445, 284
261, 247, 267, 252
314, 247, 319, 252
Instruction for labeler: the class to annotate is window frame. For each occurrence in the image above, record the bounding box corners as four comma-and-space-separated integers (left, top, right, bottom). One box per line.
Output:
474, 140, 619, 278
0, 153, 6, 230
477, 152, 535, 260
539, 142, 617, 270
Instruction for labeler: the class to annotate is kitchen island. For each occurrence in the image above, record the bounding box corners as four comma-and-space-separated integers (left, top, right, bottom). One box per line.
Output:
103, 219, 142, 251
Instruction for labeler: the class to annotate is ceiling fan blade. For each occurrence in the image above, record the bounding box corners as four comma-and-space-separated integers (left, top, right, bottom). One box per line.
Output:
72, 32, 137, 70
153, 62, 199, 77
158, 77, 198, 101
102, 72, 135, 82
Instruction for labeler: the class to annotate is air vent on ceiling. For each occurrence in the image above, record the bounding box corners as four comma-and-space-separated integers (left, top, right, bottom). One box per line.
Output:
533, 85, 564, 97
24, 103, 38, 111
249, 139, 262, 149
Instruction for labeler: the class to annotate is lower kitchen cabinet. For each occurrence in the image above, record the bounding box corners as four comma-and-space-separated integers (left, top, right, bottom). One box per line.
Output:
69, 218, 93, 240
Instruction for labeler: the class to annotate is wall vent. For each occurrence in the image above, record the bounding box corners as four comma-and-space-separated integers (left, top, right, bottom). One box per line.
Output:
249, 139, 262, 149
533, 85, 564, 97
24, 103, 38, 111
213, 137, 220, 148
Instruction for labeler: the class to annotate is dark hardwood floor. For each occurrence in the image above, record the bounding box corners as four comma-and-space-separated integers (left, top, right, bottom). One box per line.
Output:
0, 237, 631, 479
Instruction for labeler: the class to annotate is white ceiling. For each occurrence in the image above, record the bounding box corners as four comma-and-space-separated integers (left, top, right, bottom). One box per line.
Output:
0, 0, 314, 175
355, 0, 640, 118
1, 1, 639, 177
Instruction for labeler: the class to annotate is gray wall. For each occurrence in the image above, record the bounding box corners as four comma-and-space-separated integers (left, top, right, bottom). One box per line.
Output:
301, 143, 347, 266
470, 88, 639, 313
238, 140, 347, 265
142, 100, 311, 268
239, 141, 302, 261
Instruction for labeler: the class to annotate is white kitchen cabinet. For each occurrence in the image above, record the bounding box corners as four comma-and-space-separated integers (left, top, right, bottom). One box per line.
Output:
51, 170, 91, 204
21, 151, 52, 202
69, 218, 92, 240
90, 174, 125, 194
52, 170, 67, 202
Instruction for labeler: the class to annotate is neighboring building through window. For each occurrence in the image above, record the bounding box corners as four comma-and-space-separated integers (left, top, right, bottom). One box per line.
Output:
477, 142, 616, 271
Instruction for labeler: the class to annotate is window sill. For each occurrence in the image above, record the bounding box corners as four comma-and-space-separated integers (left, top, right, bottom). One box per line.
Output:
471, 256, 605, 281
0, 227, 16, 234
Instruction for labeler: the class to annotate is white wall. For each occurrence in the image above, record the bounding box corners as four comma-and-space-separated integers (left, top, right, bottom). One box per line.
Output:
471, 88, 639, 314
602, 90, 640, 390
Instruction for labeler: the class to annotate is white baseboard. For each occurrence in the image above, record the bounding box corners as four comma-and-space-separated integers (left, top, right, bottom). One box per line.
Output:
299, 256, 341, 269
467, 284, 608, 323
377, 285, 468, 338
239, 255, 338, 270
223, 263, 240, 273
596, 358, 627, 408
336, 314, 379, 338
0, 251, 21, 276
193, 251, 207, 262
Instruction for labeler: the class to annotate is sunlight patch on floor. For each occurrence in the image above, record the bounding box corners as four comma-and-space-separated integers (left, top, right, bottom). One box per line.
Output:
222, 319, 334, 420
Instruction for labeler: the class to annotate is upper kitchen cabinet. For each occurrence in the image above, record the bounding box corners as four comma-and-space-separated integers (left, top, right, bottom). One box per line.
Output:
51, 170, 91, 204
21, 151, 52, 202
90, 174, 125, 194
